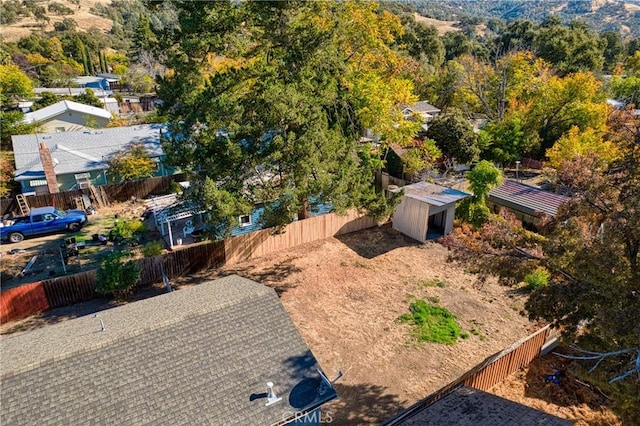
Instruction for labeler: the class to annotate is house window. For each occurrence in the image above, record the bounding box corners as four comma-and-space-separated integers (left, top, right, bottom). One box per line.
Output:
238, 215, 252, 227
55, 127, 66, 132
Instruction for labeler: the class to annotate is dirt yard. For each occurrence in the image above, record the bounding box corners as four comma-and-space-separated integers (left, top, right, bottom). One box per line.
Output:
1, 224, 544, 424
491, 353, 622, 425
0, 202, 161, 289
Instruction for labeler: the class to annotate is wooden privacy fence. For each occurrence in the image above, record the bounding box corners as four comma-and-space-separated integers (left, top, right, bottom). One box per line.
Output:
382, 325, 554, 425
1, 176, 175, 216
0, 282, 49, 324
225, 209, 378, 265
1, 210, 375, 322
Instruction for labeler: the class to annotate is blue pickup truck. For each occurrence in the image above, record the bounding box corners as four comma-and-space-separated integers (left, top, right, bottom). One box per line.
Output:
1, 206, 88, 243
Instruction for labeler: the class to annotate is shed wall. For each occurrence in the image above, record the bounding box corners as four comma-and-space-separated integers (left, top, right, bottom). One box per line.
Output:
392, 196, 430, 243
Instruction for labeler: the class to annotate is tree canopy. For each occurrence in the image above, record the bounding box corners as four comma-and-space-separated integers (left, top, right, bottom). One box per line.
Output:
157, 1, 420, 237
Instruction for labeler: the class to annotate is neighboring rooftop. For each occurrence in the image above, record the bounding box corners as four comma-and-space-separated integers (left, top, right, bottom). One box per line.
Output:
391, 181, 470, 207
406, 101, 441, 114
34, 87, 113, 97
489, 180, 569, 217
387, 386, 572, 426
22, 100, 112, 125
11, 124, 165, 181
0, 275, 337, 425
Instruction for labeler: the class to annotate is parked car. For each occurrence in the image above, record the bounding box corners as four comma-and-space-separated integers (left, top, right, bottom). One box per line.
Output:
0, 206, 88, 243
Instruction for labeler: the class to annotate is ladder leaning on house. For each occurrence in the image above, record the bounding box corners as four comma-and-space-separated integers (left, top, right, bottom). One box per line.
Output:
16, 194, 30, 216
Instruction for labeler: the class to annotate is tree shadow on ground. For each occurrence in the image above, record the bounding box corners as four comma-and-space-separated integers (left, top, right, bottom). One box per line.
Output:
335, 223, 419, 259
325, 382, 407, 425
522, 354, 613, 411
214, 259, 302, 296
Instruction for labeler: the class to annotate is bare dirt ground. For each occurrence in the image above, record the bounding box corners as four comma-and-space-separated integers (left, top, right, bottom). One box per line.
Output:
413, 13, 459, 35
491, 353, 622, 425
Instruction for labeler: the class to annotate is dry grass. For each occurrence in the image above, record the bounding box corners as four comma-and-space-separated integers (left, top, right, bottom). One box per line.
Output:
491, 353, 622, 426
0, 0, 112, 42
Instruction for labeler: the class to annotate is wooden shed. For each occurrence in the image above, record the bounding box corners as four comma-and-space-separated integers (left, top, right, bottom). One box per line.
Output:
390, 181, 470, 243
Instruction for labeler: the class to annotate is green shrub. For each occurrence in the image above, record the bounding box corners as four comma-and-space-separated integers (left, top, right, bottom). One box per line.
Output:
96, 251, 140, 300
111, 218, 147, 242
142, 240, 164, 257
169, 181, 183, 194
524, 267, 550, 291
398, 299, 462, 345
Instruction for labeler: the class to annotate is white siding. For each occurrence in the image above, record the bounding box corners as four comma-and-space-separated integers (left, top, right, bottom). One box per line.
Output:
392, 196, 430, 243
36, 111, 110, 133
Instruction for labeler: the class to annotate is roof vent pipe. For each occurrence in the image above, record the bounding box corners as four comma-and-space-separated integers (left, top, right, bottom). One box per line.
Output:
265, 382, 282, 406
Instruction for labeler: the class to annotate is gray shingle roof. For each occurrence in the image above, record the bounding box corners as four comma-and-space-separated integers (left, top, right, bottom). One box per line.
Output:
489, 180, 569, 217
388, 386, 572, 425
11, 124, 165, 181
1, 275, 336, 425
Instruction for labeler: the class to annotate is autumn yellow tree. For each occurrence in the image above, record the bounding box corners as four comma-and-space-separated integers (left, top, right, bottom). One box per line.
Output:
107, 144, 156, 183
546, 126, 619, 169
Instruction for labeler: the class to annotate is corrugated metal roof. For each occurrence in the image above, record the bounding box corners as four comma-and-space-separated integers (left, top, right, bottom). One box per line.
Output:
489, 180, 569, 217
391, 181, 470, 207
22, 100, 112, 124
11, 124, 166, 181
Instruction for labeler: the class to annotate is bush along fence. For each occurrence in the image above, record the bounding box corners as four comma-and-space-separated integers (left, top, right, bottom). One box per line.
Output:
382, 325, 555, 425
0, 210, 376, 323
0, 175, 179, 216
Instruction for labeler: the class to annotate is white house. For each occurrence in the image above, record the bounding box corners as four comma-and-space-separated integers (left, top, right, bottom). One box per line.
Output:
22, 100, 112, 133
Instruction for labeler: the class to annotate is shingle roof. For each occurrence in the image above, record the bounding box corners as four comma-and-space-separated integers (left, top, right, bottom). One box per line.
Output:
0, 275, 337, 425
23, 100, 112, 124
489, 180, 569, 217
391, 181, 470, 207
388, 386, 572, 425
11, 124, 165, 181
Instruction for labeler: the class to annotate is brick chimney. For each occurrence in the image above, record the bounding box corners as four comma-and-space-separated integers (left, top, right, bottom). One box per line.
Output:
39, 142, 59, 194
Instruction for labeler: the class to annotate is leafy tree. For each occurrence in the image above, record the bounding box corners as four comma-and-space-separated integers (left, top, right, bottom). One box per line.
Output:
0, 64, 33, 105
534, 19, 605, 75
546, 126, 619, 169
54, 17, 78, 32
425, 109, 479, 164
494, 19, 537, 54
456, 160, 502, 226
107, 143, 156, 183
479, 113, 538, 164
47, 2, 73, 15
442, 31, 472, 61
0, 151, 15, 197
442, 107, 640, 422
609, 75, 640, 107
96, 251, 140, 300
526, 71, 608, 155
601, 31, 625, 72
76, 88, 104, 108
0, 110, 35, 150
158, 1, 418, 233
32, 5, 50, 30
397, 16, 444, 70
